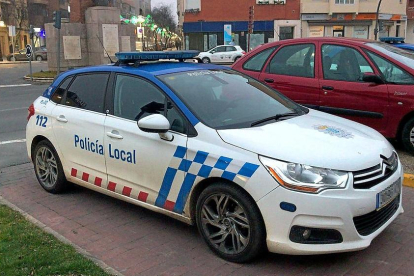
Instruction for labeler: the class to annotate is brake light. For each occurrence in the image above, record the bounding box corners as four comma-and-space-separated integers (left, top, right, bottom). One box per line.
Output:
242, 51, 246, 55
27, 103, 35, 121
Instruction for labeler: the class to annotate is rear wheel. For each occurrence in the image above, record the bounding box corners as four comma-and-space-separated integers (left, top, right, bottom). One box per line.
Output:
202, 57, 211, 64
196, 182, 266, 263
33, 140, 68, 193
10, 56, 16, 61
36, 55, 43, 61
234, 56, 240, 63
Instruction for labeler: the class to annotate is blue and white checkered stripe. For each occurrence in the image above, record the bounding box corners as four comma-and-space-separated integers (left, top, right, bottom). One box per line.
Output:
155, 146, 260, 214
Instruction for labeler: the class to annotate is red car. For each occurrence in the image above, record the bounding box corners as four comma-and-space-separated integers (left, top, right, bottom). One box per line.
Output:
232, 37, 414, 153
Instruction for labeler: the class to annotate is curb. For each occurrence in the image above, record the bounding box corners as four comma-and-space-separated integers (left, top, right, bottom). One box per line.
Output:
403, 173, 414, 188
24, 76, 54, 83
0, 196, 124, 276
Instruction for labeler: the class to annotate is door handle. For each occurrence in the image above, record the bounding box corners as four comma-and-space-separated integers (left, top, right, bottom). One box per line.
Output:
322, 86, 334, 91
264, 78, 274, 83
56, 115, 68, 123
106, 130, 123, 140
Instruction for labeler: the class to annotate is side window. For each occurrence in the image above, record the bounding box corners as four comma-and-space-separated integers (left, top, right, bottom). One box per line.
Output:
166, 101, 188, 134
64, 73, 109, 112
51, 77, 72, 104
214, 46, 226, 53
366, 51, 414, 85
114, 75, 188, 133
267, 44, 315, 78
226, 46, 236, 52
114, 75, 165, 121
242, 47, 276, 72
322, 44, 373, 82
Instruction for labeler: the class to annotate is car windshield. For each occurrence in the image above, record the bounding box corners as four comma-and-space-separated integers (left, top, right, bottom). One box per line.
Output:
367, 42, 414, 69
158, 70, 307, 129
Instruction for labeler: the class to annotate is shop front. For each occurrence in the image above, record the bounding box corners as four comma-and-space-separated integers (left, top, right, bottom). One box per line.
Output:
183, 21, 274, 52
302, 13, 407, 40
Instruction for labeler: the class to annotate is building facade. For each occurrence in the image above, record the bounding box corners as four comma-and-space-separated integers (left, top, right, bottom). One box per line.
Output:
183, 0, 301, 51
301, 0, 407, 40
0, 0, 30, 59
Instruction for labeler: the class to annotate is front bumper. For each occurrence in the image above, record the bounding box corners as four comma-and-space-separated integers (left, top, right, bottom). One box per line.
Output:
257, 161, 404, 255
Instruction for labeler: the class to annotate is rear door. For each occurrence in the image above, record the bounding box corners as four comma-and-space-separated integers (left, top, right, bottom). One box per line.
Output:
225, 46, 237, 62
51, 73, 109, 185
103, 74, 189, 212
319, 44, 389, 134
259, 43, 321, 107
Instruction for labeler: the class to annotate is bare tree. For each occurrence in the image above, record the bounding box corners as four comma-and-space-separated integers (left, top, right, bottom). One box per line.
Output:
151, 4, 176, 49
1, 0, 28, 51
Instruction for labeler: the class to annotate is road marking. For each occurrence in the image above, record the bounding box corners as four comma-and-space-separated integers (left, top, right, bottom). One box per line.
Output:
0, 107, 27, 112
0, 139, 26, 145
0, 84, 32, 88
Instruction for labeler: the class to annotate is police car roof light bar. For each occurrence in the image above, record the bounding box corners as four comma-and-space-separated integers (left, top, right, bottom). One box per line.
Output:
115, 51, 200, 66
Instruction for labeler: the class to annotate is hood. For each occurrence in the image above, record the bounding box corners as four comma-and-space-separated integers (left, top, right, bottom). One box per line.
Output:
217, 109, 394, 172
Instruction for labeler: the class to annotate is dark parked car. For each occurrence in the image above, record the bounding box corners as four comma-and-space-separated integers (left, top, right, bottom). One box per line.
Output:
233, 37, 414, 153
7, 47, 47, 61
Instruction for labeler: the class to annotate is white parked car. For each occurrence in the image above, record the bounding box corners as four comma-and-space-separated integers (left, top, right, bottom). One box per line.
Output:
196, 45, 245, 64
26, 51, 403, 263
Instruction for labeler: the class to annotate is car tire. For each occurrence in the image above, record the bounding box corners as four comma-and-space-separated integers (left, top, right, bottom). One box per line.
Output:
202, 57, 211, 64
10, 56, 16, 61
33, 140, 69, 194
401, 117, 414, 155
234, 56, 240, 63
196, 182, 266, 263
36, 55, 43, 61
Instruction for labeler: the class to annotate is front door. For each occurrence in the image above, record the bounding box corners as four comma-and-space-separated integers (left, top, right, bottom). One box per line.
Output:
52, 73, 110, 183
259, 43, 321, 107
319, 44, 389, 134
104, 74, 188, 212
211, 46, 226, 63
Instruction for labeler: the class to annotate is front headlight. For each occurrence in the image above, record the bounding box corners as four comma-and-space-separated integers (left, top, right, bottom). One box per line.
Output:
259, 156, 349, 193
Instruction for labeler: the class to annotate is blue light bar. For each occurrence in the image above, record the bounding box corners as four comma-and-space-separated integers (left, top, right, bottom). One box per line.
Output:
115, 50, 200, 62
380, 37, 405, 43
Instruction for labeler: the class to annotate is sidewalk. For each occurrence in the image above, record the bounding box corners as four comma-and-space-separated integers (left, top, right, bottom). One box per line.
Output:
1, 163, 414, 276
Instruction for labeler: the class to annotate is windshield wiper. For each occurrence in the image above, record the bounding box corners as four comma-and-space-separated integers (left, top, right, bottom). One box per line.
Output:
251, 112, 299, 127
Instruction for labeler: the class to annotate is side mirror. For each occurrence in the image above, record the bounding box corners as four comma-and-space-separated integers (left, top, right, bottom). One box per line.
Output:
362, 72, 384, 84
138, 114, 170, 133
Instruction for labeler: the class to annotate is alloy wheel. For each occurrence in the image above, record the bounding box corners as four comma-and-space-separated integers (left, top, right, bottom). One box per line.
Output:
201, 193, 250, 255
35, 146, 58, 188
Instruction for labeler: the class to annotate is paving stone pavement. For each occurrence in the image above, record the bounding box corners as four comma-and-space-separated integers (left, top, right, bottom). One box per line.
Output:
1, 163, 414, 276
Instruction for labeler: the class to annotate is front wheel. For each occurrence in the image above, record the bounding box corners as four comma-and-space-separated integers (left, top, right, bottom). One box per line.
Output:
33, 140, 68, 193
196, 183, 266, 263
401, 117, 414, 155
202, 57, 211, 64
36, 55, 43, 61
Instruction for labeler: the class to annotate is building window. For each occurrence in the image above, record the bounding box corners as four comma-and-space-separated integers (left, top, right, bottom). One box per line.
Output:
279, 27, 294, 40
335, 0, 355, 4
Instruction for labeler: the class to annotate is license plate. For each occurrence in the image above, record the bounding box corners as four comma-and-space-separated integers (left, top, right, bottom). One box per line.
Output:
376, 178, 401, 210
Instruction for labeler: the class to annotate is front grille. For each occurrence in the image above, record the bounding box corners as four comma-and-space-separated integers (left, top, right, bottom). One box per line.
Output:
353, 152, 398, 189
353, 195, 400, 236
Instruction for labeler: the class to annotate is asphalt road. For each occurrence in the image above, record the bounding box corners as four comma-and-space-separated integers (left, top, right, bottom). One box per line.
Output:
0, 62, 49, 169
1, 62, 414, 173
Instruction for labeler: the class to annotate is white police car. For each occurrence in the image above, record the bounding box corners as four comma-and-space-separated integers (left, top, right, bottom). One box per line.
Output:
26, 51, 403, 262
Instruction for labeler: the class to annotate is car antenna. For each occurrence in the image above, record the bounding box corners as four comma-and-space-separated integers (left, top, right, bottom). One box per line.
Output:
96, 35, 114, 64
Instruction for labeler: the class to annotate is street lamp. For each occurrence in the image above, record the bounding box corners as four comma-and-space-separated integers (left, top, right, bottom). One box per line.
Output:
374, 0, 383, 40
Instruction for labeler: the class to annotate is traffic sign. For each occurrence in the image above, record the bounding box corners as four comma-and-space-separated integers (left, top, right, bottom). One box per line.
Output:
25, 45, 33, 59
